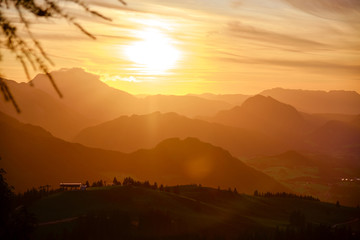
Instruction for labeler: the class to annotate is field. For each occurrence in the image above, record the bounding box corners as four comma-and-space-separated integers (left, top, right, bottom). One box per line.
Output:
30, 185, 360, 239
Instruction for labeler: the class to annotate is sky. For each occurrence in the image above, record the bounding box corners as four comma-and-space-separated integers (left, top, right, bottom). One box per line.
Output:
1, 0, 360, 95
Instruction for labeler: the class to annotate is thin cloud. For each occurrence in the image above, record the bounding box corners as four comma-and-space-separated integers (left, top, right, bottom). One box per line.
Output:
227, 21, 327, 50
283, 0, 360, 21
217, 56, 360, 74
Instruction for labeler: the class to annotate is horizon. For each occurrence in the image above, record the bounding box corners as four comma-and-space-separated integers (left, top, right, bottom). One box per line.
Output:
8, 67, 360, 96
1, 0, 359, 95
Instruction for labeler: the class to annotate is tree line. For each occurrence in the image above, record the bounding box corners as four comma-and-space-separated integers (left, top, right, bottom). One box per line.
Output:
254, 190, 320, 202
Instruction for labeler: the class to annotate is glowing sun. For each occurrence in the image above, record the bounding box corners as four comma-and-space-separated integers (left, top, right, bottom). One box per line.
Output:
124, 28, 181, 74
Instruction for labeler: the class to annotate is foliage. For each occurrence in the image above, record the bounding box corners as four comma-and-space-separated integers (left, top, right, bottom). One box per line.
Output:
0, 0, 126, 112
254, 191, 320, 202
0, 166, 36, 239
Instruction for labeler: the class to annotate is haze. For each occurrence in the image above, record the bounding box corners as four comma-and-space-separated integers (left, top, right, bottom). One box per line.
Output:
1, 0, 359, 95
1, 1, 360, 239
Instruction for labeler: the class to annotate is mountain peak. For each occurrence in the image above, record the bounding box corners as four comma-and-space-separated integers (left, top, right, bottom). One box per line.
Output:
241, 94, 295, 110
212, 94, 308, 136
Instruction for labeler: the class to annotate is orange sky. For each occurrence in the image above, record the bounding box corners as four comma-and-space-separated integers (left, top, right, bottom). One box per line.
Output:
1, 0, 360, 95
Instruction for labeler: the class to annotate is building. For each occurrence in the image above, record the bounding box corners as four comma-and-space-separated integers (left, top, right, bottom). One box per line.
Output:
60, 183, 87, 191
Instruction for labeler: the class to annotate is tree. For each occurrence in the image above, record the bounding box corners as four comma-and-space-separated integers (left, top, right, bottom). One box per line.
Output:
0, 168, 13, 234
113, 177, 120, 186
0, 165, 35, 239
0, 0, 126, 112
123, 177, 135, 186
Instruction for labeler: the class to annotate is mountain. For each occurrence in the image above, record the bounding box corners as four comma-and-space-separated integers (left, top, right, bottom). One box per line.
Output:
260, 88, 360, 114
74, 112, 287, 157
30, 68, 143, 122
190, 93, 250, 106
305, 120, 360, 157
210, 95, 311, 137
142, 95, 231, 118
0, 111, 287, 193
31, 68, 231, 121
300, 112, 358, 129
0, 79, 94, 140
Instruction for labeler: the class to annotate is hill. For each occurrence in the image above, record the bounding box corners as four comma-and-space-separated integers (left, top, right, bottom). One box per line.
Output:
260, 88, 360, 114
210, 95, 311, 138
0, 111, 286, 194
30, 185, 360, 239
74, 112, 287, 157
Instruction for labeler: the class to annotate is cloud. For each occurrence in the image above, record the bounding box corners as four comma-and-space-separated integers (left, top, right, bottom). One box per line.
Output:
227, 21, 326, 50
217, 56, 360, 74
283, 0, 360, 21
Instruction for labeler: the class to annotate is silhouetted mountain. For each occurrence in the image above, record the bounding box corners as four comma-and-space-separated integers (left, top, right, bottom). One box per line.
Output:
260, 88, 360, 114
0, 111, 287, 193
74, 112, 287, 157
305, 120, 360, 156
190, 93, 250, 106
31, 68, 143, 122
211, 95, 311, 137
142, 95, 231, 118
31, 68, 231, 121
300, 112, 358, 129
351, 115, 360, 129
0, 79, 94, 140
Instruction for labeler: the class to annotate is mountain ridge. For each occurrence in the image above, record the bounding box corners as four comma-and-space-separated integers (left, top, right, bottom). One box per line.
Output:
0, 111, 287, 194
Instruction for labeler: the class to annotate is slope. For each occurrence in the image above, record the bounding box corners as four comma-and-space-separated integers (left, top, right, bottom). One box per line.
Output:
0, 79, 94, 140
30, 68, 142, 122
211, 95, 311, 137
0, 111, 287, 194
30, 185, 359, 239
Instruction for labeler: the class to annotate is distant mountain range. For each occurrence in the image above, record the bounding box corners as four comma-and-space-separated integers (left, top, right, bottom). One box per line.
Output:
0, 111, 287, 194
74, 111, 287, 157
73, 93, 360, 159
260, 88, 360, 114
2, 68, 359, 142
31, 68, 231, 120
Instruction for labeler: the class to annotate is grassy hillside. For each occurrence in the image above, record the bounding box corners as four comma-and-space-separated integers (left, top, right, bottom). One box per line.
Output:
31, 185, 360, 240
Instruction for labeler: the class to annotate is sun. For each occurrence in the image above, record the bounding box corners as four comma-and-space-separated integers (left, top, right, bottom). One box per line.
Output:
124, 28, 181, 74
